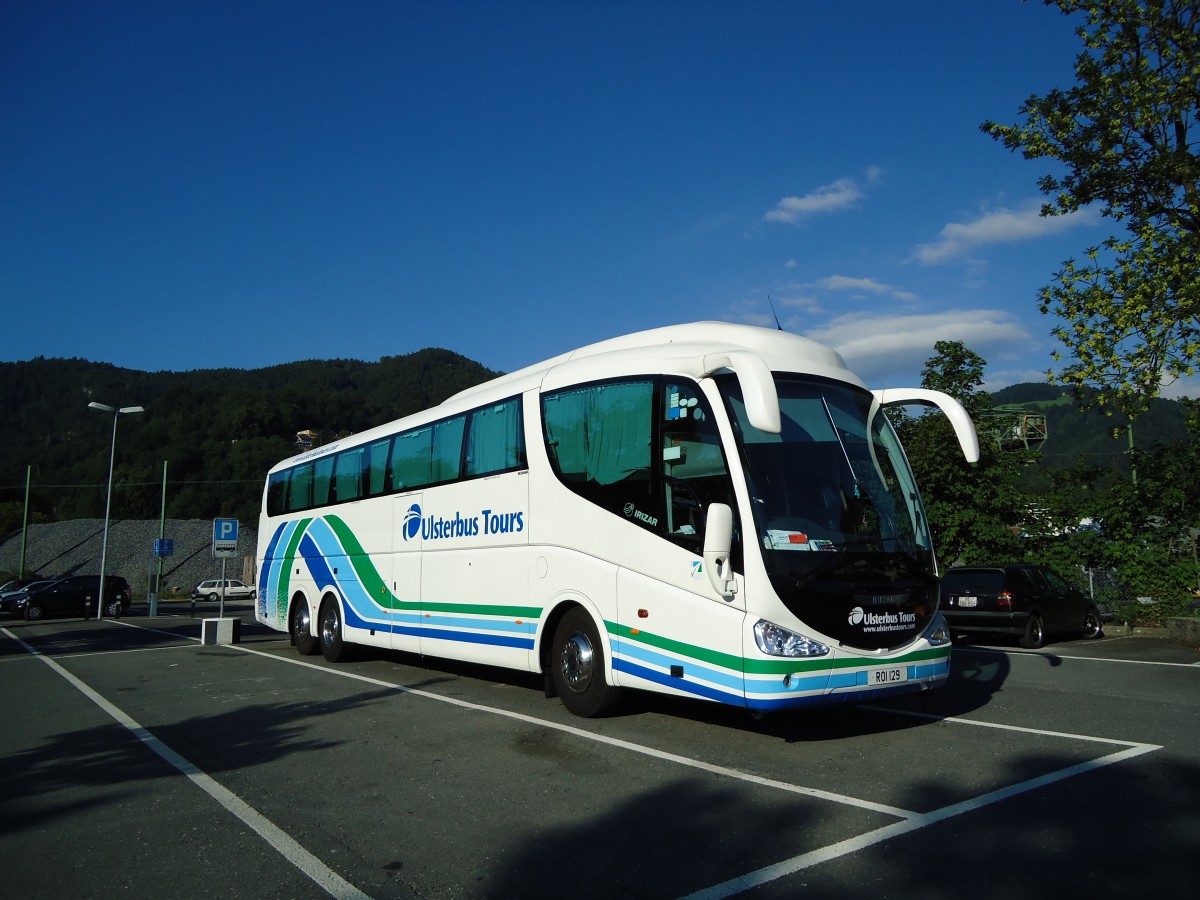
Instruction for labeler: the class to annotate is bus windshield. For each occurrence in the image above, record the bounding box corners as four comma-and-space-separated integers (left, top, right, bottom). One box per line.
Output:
722, 375, 937, 648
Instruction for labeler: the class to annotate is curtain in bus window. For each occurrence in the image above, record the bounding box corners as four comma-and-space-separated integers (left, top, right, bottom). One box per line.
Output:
466, 400, 522, 476
431, 416, 466, 483
367, 438, 391, 495
544, 382, 652, 485
335, 447, 364, 501
288, 463, 314, 512
313, 456, 335, 506
391, 427, 432, 490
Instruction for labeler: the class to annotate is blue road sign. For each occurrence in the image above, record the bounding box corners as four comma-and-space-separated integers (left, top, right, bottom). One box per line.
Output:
213, 518, 239, 556
154, 538, 175, 558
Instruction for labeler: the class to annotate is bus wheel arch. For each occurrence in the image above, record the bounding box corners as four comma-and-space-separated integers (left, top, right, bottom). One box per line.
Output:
289, 593, 319, 656
547, 603, 621, 717
318, 592, 352, 663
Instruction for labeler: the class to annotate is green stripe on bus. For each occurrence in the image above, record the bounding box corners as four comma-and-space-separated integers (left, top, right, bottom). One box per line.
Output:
277, 517, 312, 613
323, 514, 415, 611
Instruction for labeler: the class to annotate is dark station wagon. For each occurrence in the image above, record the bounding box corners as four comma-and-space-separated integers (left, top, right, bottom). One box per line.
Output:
3, 575, 133, 620
940, 564, 1103, 649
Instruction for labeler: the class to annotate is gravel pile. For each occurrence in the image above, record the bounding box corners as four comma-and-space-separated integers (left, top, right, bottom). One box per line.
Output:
0, 519, 259, 598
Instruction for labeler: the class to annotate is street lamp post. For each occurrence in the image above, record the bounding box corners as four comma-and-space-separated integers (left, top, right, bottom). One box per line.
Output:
89, 402, 144, 620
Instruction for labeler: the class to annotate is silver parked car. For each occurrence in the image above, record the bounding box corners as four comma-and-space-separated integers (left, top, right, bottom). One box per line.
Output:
192, 579, 256, 601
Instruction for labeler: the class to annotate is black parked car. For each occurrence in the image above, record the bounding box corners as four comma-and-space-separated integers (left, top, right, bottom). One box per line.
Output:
940, 564, 1103, 649
4, 575, 133, 620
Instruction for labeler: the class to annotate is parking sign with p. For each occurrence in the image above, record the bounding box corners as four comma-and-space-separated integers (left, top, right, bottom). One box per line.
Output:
213, 518, 239, 558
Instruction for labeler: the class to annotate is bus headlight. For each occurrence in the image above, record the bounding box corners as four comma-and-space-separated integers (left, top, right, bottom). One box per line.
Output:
926, 612, 952, 647
754, 620, 830, 658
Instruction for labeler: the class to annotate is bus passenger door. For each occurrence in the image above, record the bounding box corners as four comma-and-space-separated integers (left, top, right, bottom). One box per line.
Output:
391, 494, 423, 653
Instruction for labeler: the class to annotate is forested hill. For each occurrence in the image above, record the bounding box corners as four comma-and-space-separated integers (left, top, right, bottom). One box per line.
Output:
0, 350, 498, 528
989, 383, 1189, 469
0, 351, 1191, 533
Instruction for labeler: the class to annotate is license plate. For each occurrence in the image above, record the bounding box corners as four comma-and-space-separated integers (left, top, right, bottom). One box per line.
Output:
956, 596, 977, 608
872, 666, 908, 685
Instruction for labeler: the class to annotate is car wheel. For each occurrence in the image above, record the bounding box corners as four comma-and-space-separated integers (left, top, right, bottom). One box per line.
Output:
1020, 613, 1046, 649
24, 602, 43, 621
291, 600, 320, 656
1082, 606, 1103, 639
207, 592, 219, 602
103, 599, 122, 618
551, 607, 621, 717
318, 597, 351, 663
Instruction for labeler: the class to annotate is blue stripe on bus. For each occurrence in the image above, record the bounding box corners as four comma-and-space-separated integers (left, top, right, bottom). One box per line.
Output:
408, 626, 534, 650
612, 638, 745, 692
613, 657, 745, 705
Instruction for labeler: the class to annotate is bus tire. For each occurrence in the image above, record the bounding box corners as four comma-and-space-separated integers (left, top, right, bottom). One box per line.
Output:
318, 597, 351, 663
291, 599, 319, 656
551, 607, 620, 717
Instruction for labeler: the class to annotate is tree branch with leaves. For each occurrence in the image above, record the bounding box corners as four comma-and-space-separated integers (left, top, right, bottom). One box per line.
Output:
982, 0, 1200, 415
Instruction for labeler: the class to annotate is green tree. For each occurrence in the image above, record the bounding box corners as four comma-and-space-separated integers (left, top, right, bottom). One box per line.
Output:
896, 341, 1024, 565
982, 0, 1200, 415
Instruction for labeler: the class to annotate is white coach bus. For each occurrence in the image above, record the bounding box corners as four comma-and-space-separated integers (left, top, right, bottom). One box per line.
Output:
256, 322, 978, 717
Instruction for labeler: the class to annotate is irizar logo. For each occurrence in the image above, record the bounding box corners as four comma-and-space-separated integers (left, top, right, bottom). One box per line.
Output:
401, 502, 525, 542
623, 502, 658, 527
849, 606, 917, 633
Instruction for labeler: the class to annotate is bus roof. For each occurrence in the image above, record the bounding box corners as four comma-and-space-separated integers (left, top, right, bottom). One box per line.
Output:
268, 322, 860, 473
446, 321, 858, 406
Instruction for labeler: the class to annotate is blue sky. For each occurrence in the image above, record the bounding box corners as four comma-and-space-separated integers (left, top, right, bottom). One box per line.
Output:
4, 0, 1170, 395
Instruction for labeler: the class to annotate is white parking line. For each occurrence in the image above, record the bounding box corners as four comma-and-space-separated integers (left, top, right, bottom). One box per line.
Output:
956, 644, 1200, 668
20, 619, 1168, 899
231, 643, 1162, 900
1, 627, 370, 900
232, 643, 919, 819
677, 740, 1158, 900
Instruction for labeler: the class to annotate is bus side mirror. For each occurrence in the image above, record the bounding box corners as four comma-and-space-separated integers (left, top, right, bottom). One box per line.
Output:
872, 388, 980, 463
703, 503, 737, 598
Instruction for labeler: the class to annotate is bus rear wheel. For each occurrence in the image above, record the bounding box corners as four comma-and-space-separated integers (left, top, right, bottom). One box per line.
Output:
551, 607, 620, 717
319, 598, 351, 663
291, 600, 319, 656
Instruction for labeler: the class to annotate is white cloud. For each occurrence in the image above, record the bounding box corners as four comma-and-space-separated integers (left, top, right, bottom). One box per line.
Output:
803, 310, 1032, 385
912, 202, 1101, 265
764, 167, 884, 223
816, 274, 918, 301
1158, 371, 1200, 400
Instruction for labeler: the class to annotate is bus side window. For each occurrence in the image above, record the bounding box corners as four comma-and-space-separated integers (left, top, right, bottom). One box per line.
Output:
391, 427, 432, 490
313, 455, 335, 506
267, 470, 289, 516
661, 382, 736, 554
288, 463, 314, 512
366, 437, 392, 496
335, 447, 365, 502
543, 380, 656, 527
466, 399, 525, 476
431, 416, 466, 484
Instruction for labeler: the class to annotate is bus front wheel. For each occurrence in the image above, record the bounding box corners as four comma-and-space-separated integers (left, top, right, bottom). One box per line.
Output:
551, 607, 620, 717
291, 600, 319, 656
319, 598, 351, 663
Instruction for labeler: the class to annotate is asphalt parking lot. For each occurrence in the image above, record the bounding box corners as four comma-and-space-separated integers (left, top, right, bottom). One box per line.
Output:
2, 603, 1198, 899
